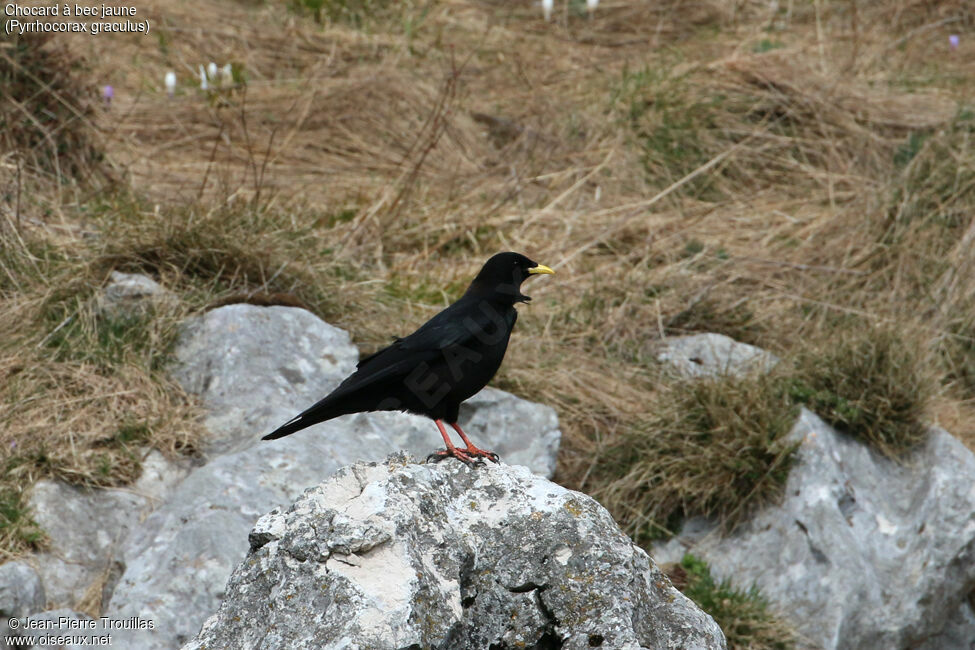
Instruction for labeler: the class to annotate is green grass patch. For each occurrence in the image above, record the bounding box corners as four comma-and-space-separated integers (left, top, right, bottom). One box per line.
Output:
85, 195, 354, 319
42, 300, 173, 372
384, 276, 466, 307
673, 554, 795, 650
752, 39, 785, 54
288, 0, 396, 27
0, 487, 46, 554
611, 64, 726, 197
788, 325, 932, 458
883, 107, 975, 251
590, 371, 799, 543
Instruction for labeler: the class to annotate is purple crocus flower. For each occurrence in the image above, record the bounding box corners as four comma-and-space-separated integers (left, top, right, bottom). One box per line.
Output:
949, 34, 960, 50
103, 85, 114, 107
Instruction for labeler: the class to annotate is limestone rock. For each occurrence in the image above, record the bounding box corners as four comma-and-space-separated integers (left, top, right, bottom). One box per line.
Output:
653, 408, 975, 649
182, 455, 726, 650
459, 387, 561, 479
916, 597, 975, 650
656, 333, 778, 378
27, 451, 190, 608
0, 562, 44, 619
104, 430, 356, 649
0, 562, 45, 648
170, 304, 359, 455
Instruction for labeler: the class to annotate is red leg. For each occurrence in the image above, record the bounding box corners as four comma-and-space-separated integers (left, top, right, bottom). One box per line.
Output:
426, 419, 479, 466
450, 422, 500, 463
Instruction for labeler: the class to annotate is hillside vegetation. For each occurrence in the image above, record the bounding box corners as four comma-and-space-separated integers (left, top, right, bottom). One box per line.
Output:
2, 1, 974, 640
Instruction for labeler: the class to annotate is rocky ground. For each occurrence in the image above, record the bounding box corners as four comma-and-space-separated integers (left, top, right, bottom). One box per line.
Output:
3, 277, 974, 648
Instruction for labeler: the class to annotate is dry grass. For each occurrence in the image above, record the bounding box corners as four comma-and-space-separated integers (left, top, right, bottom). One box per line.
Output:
589, 370, 799, 542
0, 230, 202, 555
788, 323, 935, 457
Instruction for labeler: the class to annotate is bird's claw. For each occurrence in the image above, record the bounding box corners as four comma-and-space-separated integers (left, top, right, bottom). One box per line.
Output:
425, 449, 475, 466
425, 448, 496, 467
462, 447, 500, 464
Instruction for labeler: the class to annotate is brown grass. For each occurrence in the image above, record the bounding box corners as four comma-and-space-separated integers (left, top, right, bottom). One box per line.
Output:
590, 370, 799, 542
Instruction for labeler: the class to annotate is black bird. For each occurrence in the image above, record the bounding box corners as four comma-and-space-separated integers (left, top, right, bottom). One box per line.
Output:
262, 252, 554, 464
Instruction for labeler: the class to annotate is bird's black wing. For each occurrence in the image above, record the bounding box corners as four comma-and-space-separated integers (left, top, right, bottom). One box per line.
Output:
331, 296, 493, 397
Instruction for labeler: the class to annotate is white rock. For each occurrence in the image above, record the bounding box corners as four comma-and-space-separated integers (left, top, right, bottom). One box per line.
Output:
0, 561, 44, 644
170, 304, 359, 455
96, 271, 177, 318
182, 455, 726, 649
656, 333, 778, 378
27, 451, 190, 608
654, 409, 975, 648
171, 304, 561, 472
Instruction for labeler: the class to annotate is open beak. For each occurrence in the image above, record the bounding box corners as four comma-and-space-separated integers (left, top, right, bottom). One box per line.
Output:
528, 264, 555, 275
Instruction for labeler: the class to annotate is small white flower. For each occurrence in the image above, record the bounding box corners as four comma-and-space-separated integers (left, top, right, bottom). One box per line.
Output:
207, 61, 218, 80
587, 0, 598, 13
199, 64, 208, 91
164, 71, 176, 97
542, 0, 553, 21
220, 63, 233, 88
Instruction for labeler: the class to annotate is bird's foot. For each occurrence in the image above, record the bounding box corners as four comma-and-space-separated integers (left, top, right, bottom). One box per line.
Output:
460, 445, 500, 463
426, 447, 483, 467
425, 446, 499, 467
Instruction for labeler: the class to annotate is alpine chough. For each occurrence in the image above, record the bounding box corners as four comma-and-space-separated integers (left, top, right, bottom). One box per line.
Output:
263, 252, 554, 464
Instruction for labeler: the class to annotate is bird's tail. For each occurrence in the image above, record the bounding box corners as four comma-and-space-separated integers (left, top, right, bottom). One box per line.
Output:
262, 399, 345, 440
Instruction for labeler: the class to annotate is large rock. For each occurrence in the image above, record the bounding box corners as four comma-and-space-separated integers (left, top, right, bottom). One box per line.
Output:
0, 562, 45, 648
653, 408, 975, 649
102, 304, 562, 649
917, 598, 975, 650
27, 451, 190, 608
182, 455, 725, 650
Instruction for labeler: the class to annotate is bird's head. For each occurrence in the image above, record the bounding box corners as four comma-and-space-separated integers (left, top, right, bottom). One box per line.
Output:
466, 252, 554, 304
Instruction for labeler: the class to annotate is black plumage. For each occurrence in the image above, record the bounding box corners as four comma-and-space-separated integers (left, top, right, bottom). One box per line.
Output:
262, 252, 554, 464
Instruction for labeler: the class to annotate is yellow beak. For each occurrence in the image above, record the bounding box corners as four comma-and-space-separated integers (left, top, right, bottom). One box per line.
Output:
528, 264, 555, 275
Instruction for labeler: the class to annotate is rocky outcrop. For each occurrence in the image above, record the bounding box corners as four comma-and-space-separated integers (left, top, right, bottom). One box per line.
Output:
98, 304, 562, 649
27, 451, 190, 607
0, 562, 43, 620
0, 562, 44, 648
653, 333, 975, 649
653, 409, 975, 649
182, 454, 726, 650
170, 304, 359, 455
